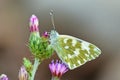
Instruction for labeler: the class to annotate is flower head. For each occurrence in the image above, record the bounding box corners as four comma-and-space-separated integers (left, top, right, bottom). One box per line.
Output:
49, 60, 69, 78
0, 74, 8, 80
29, 14, 39, 32
18, 66, 28, 80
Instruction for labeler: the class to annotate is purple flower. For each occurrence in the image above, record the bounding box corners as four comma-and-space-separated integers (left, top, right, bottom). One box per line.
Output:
29, 14, 39, 32
0, 74, 8, 80
42, 31, 49, 38
18, 66, 28, 80
49, 60, 69, 78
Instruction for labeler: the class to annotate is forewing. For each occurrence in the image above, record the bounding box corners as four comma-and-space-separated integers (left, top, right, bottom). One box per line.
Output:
54, 35, 101, 70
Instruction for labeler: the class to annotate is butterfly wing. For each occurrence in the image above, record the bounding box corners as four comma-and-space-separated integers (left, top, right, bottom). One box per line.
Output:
52, 35, 101, 70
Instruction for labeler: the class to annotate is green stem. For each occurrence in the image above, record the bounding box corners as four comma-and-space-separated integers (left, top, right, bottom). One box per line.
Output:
51, 76, 60, 80
30, 58, 40, 80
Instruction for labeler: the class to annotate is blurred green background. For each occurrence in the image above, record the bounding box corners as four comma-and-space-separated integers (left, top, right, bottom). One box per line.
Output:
0, 0, 120, 80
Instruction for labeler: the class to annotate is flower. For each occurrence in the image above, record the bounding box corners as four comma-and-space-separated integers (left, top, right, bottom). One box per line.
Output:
42, 31, 49, 38
49, 60, 69, 78
29, 14, 39, 32
18, 66, 28, 80
0, 74, 8, 80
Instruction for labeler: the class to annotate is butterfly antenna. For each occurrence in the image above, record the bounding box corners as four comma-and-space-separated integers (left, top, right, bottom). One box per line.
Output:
50, 10, 56, 30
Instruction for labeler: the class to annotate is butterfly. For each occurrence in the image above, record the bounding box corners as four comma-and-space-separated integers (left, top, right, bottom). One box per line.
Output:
49, 11, 101, 70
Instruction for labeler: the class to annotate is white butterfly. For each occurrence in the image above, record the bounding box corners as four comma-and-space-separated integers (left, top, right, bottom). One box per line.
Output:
49, 11, 101, 70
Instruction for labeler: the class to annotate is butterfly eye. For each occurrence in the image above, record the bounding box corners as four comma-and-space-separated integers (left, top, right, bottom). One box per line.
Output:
48, 32, 50, 35
47, 32, 51, 36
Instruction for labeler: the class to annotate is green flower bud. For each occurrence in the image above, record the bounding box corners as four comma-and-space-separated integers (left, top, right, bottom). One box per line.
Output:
28, 15, 54, 61
23, 58, 33, 76
29, 34, 54, 61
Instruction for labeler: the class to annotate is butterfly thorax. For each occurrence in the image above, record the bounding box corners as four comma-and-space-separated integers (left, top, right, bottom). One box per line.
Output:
49, 30, 59, 45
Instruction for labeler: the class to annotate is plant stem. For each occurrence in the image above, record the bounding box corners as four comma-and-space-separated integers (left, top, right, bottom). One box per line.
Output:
30, 58, 40, 80
51, 76, 60, 80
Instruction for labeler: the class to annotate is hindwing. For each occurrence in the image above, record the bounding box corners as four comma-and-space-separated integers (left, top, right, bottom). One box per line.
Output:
53, 35, 101, 70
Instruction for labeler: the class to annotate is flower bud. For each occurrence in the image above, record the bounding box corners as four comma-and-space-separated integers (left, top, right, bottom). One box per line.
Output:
0, 74, 8, 80
18, 66, 28, 80
28, 15, 54, 61
42, 31, 49, 38
29, 14, 39, 32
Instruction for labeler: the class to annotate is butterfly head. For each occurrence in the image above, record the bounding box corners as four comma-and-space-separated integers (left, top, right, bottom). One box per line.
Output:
49, 30, 59, 44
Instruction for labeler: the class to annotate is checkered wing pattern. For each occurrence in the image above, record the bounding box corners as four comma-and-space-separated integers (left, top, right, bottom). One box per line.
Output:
53, 35, 101, 70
